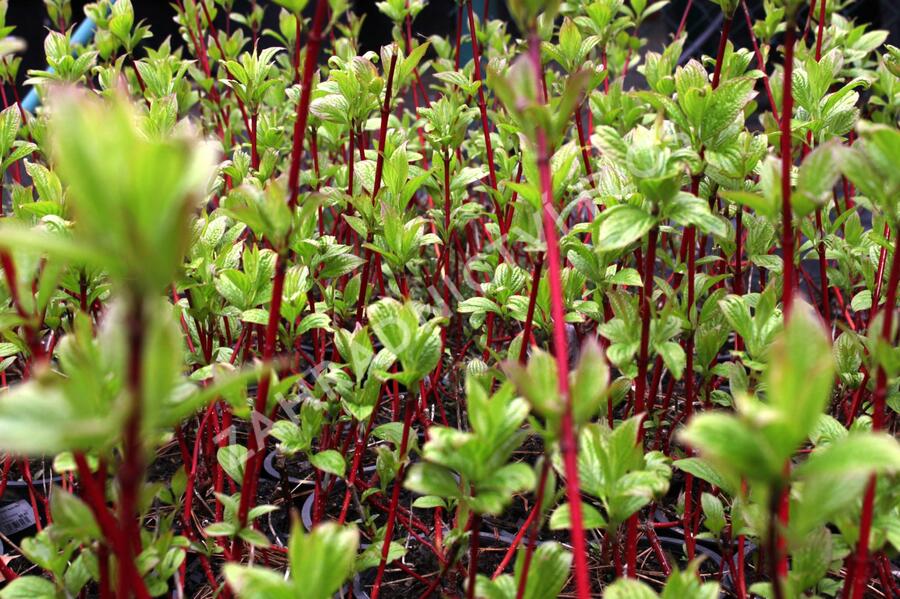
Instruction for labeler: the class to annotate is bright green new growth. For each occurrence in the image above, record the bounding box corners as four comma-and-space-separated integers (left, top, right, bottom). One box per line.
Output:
225, 520, 359, 599
48, 90, 215, 295
681, 300, 836, 484
405, 376, 535, 515
367, 297, 442, 387
0, 0, 897, 597
603, 561, 719, 599
554, 416, 671, 529
0, 91, 239, 457
476, 542, 572, 599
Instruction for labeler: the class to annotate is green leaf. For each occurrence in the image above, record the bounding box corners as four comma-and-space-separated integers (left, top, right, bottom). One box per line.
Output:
48, 90, 215, 293
808, 414, 848, 447
458, 296, 501, 314
310, 450, 346, 477
701, 77, 756, 146
63, 554, 92, 597
655, 341, 686, 380
297, 312, 331, 335
594, 125, 628, 163
272, 0, 309, 13
319, 253, 366, 279
516, 542, 572, 599
0, 223, 107, 268
603, 578, 659, 599
850, 290, 872, 312
335, 327, 374, 383
596, 205, 656, 251
0, 576, 59, 599
792, 470, 869, 537
372, 422, 405, 447
679, 412, 779, 483
717, 295, 753, 344
674, 457, 739, 496
0, 105, 21, 155
549, 501, 606, 530
356, 538, 406, 572
505, 348, 562, 418
239, 527, 272, 547
764, 300, 835, 457
224, 565, 293, 599
288, 521, 359, 598
109, 1, 135, 44
609, 268, 643, 286
50, 487, 100, 541
205, 522, 237, 537
795, 433, 900, 480
795, 141, 842, 212
660, 562, 720, 599
241, 308, 269, 325
405, 462, 460, 498
791, 527, 832, 590
475, 574, 516, 599
490, 462, 536, 495
0, 380, 119, 455
218, 445, 249, 484
570, 339, 610, 424
398, 41, 430, 82
368, 298, 439, 384
720, 190, 776, 218
665, 192, 727, 237
24, 161, 63, 204
558, 17, 582, 66
700, 492, 726, 536
367, 299, 413, 352
411, 495, 446, 509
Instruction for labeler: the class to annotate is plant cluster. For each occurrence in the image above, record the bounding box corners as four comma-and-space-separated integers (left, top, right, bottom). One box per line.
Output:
0, 0, 897, 597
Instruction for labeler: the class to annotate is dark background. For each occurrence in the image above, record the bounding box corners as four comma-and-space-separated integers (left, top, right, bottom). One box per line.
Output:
7, 0, 900, 96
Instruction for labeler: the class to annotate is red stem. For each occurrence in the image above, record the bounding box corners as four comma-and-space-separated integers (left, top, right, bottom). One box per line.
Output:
233, 254, 287, 556
250, 111, 259, 170
683, 221, 697, 560
465, 2, 499, 205
780, 21, 797, 322
846, 231, 899, 599
574, 102, 594, 183
182, 407, 213, 540
815, 0, 827, 59
815, 209, 831, 324
625, 225, 658, 577
372, 50, 399, 195
528, 30, 591, 599
740, 0, 779, 121
353, 50, 399, 323
493, 464, 546, 578
734, 207, 745, 348
370, 390, 419, 599
466, 513, 481, 599
711, 17, 733, 89
512, 461, 550, 598
633, 226, 658, 423
676, 0, 693, 39
868, 224, 890, 328
518, 253, 544, 364
644, 523, 672, 576
75, 452, 150, 599
774, 23, 798, 587
287, 0, 329, 208
116, 297, 150, 597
